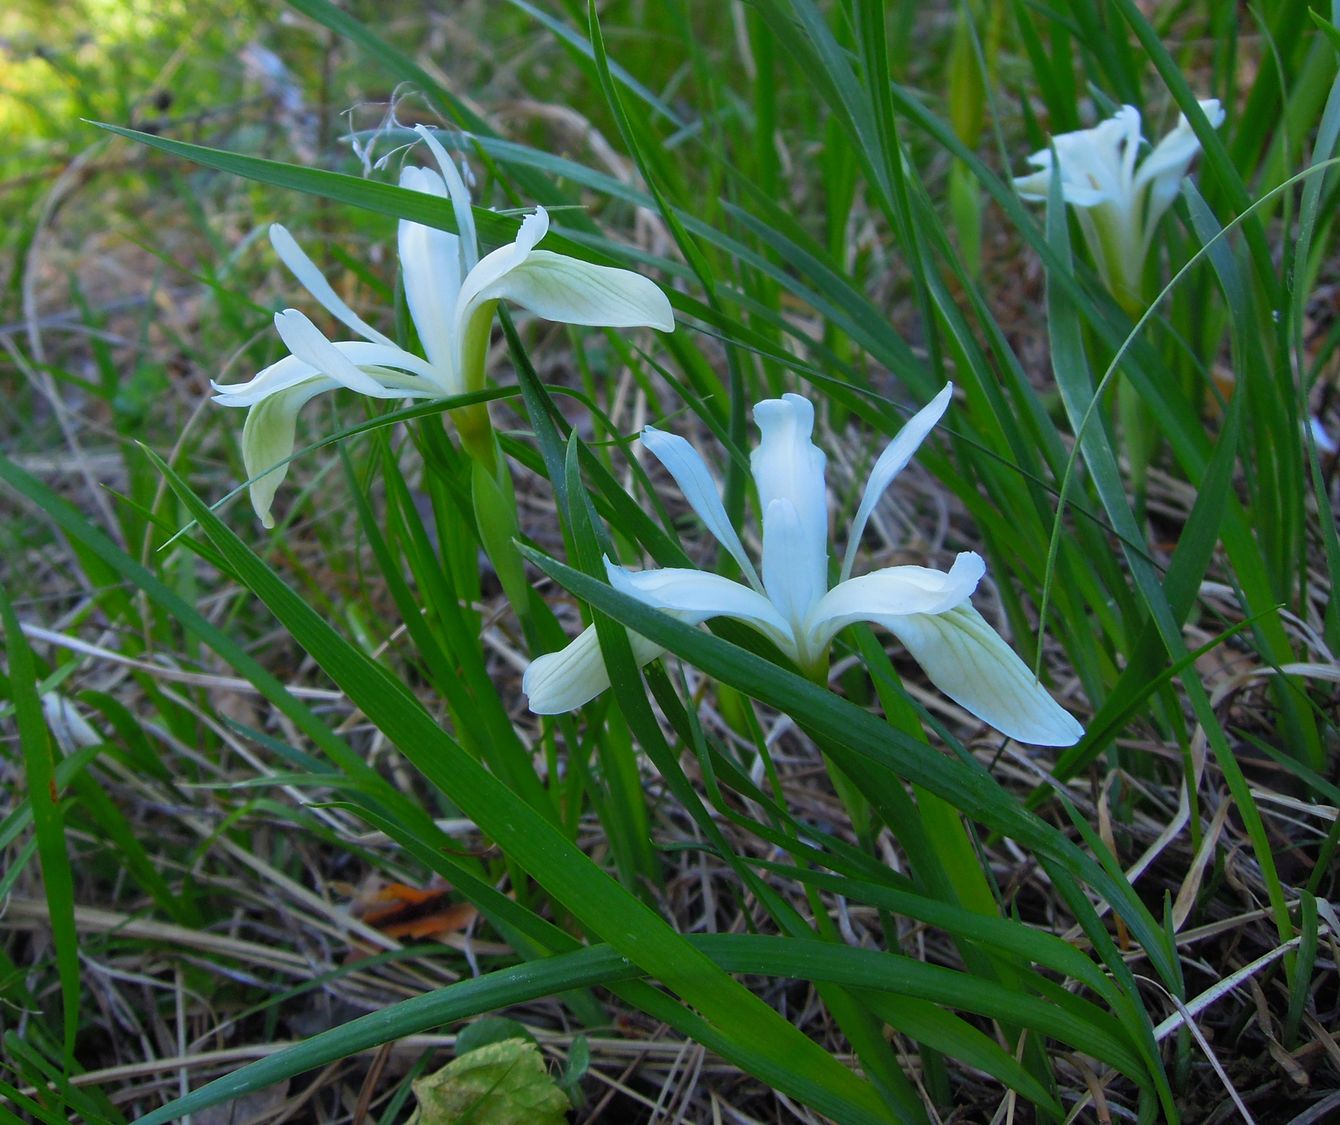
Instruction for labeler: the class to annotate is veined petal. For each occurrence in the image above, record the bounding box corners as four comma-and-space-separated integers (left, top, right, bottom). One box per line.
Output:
841, 383, 953, 582
884, 604, 1085, 746
641, 424, 761, 591
479, 249, 674, 331
269, 224, 397, 348
523, 621, 667, 714
272, 310, 429, 399
805, 551, 985, 653
240, 376, 338, 528
752, 394, 828, 619
413, 124, 478, 271
605, 559, 795, 655
1134, 98, 1224, 236
398, 165, 462, 383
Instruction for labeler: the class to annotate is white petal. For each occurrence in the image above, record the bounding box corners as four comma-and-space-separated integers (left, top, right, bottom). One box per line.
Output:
606, 559, 795, 655
213, 353, 322, 407
884, 604, 1085, 746
213, 342, 441, 407
751, 395, 828, 621
268, 224, 396, 347
239, 376, 338, 528
840, 383, 953, 582
806, 551, 984, 653
641, 425, 761, 590
398, 165, 462, 381
454, 208, 551, 330
413, 124, 478, 270
478, 249, 675, 331
272, 311, 433, 399
523, 621, 666, 714
1133, 98, 1224, 235
1014, 108, 1140, 208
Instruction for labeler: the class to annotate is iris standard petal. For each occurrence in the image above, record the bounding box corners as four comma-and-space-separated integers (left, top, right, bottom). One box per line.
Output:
480, 249, 675, 331
841, 382, 953, 582
606, 559, 795, 654
882, 604, 1085, 746
751, 394, 828, 614
523, 621, 668, 714
453, 208, 552, 329
398, 165, 462, 383
759, 498, 827, 654
640, 425, 761, 590
268, 225, 397, 348
240, 376, 339, 528
1133, 98, 1224, 239
806, 551, 984, 653
413, 124, 478, 272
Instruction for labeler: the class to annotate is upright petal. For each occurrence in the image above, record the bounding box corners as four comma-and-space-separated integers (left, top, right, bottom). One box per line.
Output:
883, 604, 1085, 746
1134, 98, 1224, 238
523, 621, 668, 714
239, 376, 338, 528
606, 559, 795, 656
641, 424, 761, 591
413, 124, 478, 271
841, 383, 953, 582
453, 208, 552, 328
752, 394, 829, 625
806, 551, 985, 653
398, 165, 462, 384
477, 249, 674, 331
269, 225, 397, 348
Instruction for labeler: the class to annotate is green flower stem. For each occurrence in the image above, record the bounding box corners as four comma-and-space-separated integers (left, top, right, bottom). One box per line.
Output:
469, 438, 531, 618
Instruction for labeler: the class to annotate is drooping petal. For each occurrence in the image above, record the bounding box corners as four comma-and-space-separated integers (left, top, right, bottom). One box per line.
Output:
523, 621, 668, 714
883, 604, 1085, 746
398, 165, 462, 384
806, 551, 985, 653
478, 249, 674, 331
840, 383, 953, 582
268, 224, 397, 348
640, 424, 761, 591
213, 353, 323, 408
413, 124, 478, 271
239, 376, 338, 528
606, 559, 795, 656
1133, 98, 1224, 240
751, 395, 828, 623
271, 310, 431, 399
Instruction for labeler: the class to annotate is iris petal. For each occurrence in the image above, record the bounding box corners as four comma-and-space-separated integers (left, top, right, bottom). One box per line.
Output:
883, 605, 1085, 746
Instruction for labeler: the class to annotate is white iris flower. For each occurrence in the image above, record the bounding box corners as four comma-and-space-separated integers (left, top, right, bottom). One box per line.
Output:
524, 385, 1084, 746
1013, 100, 1224, 311
213, 125, 674, 526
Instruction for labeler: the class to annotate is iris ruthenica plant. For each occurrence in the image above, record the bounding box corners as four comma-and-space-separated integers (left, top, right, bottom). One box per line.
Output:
525, 385, 1083, 746
214, 125, 673, 525
1013, 99, 1224, 315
